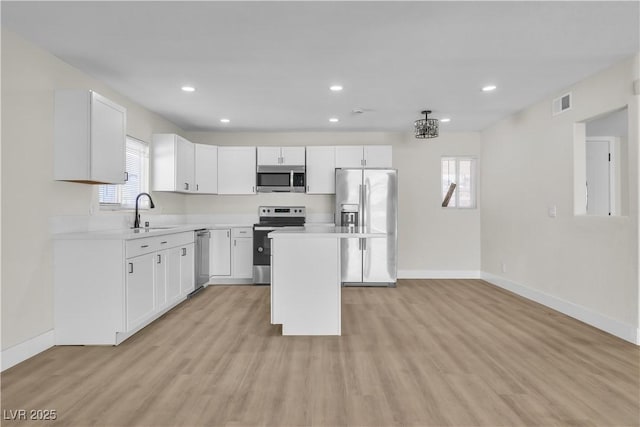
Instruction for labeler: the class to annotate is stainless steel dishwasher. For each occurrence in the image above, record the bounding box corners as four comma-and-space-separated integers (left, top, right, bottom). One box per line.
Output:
192, 229, 211, 296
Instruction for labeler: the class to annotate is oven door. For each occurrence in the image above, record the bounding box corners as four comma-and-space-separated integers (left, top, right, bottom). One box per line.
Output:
253, 226, 276, 284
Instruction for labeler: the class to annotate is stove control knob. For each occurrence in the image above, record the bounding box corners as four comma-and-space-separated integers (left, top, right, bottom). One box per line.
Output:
257, 247, 264, 253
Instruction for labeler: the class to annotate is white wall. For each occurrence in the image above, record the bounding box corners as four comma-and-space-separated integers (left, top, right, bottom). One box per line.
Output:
186, 131, 482, 275
1, 30, 186, 351
480, 55, 639, 342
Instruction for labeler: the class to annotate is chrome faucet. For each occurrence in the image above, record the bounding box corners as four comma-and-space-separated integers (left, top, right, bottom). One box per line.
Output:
134, 193, 155, 228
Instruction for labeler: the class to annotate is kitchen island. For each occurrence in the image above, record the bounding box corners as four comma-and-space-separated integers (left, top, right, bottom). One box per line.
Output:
269, 226, 385, 335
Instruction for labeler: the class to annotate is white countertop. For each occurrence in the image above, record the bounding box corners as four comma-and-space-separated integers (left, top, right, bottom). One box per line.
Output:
269, 225, 386, 239
53, 223, 253, 240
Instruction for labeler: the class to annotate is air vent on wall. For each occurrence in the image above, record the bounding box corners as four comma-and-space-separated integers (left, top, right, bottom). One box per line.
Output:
552, 92, 572, 116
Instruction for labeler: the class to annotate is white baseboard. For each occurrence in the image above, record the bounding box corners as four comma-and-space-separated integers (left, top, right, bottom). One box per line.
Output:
481, 272, 639, 345
398, 270, 481, 279
1, 330, 55, 371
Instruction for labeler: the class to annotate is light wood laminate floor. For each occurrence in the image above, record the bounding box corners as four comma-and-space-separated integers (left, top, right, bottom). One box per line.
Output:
2, 279, 639, 426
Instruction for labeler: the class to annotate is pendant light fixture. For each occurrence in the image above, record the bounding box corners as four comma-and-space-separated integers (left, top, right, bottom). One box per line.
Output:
414, 110, 439, 139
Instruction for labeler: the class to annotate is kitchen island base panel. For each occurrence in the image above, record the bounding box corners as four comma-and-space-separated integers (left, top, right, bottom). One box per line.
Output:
271, 237, 341, 335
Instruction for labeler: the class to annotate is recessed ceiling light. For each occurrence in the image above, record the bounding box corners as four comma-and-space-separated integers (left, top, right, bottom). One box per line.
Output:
329, 117, 339, 123
440, 118, 451, 123
181, 86, 196, 92
482, 85, 497, 92
329, 85, 343, 92
220, 118, 230, 123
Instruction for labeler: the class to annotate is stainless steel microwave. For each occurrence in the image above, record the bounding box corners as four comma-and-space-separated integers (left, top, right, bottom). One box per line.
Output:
256, 165, 305, 193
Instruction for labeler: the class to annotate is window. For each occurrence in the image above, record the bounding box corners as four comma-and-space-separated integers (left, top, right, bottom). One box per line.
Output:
441, 157, 477, 208
99, 136, 149, 209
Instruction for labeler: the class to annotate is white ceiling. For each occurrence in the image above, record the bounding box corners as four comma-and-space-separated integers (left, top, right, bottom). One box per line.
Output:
2, 1, 638, 133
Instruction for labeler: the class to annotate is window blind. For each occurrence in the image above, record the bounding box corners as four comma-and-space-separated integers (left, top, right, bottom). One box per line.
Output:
99, 137, 149, 208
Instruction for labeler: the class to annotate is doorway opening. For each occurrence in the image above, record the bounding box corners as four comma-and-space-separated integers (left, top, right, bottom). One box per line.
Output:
574, 106, 628, 216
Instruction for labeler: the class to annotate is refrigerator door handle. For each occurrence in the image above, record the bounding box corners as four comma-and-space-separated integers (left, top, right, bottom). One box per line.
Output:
358, 184, 363, 228
362, 184, 367, 230
362, 238, 366, 251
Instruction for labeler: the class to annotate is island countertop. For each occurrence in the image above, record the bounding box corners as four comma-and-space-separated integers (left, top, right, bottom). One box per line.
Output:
269, 225, 385, 239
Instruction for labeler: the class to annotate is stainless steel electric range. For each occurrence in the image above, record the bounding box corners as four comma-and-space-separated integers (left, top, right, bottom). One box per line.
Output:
252, 206, 306, 285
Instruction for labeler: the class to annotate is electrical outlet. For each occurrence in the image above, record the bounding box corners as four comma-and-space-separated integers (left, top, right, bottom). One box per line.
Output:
501, 262, 507, 273
548, 205, 557, 218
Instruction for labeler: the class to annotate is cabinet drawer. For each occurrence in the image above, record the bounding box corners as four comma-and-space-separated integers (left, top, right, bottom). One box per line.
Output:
126, 238, 159, 258
157, 231, 194, 249
232, 227, 252, 238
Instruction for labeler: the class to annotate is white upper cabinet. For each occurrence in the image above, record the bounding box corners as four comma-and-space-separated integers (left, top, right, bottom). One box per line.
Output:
335, 145, 392, 168
194, 144, 218, 194
306, 146, 336, 194
363, 145, 393, 168
280, 147, 306, 165
257, 147, 281, 166
257, 146, 305, 166
218, 146, 257, 194
176, 136, 195, 192
54, 90, 126, 184
152, 134, 195, 193
153, 135, 218, 194
335, 146, 364, 168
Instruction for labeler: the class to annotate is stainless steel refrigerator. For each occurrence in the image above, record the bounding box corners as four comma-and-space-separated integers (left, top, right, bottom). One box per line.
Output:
335, 168, 397, 286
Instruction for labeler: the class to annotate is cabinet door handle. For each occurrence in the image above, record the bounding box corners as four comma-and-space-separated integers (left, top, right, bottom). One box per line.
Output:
140, 244, 149, 248
124, 171, 129, 182
185, 182, 189, 190
227, 231, 230, 238
182, 248, 187, 256
234, 240, 237, 247
252, 186, 255, 193
307, 185, 309, 192
196, 184, 199, 191
157, 254, 162, 264
128, 262, 134, 274
160, 241, 167, 245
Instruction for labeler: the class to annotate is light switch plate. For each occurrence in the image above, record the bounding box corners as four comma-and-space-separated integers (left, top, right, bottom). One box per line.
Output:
548, 205, 557, 218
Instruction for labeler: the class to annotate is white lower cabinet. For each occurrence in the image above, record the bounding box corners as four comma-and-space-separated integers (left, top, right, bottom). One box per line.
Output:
154, 251, 168, 310
232, 235, 253, 278
180, 244, 195, 296
125, 253, 155, 331
209, 227, 253, 282
54, 231, 195, 345
210, 229, 231, 276
164, 247, 182, 303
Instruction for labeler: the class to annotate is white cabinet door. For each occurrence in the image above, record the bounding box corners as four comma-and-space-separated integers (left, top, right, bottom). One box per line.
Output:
90, 92, 127, 184
152, 134, 196, 193
180, 243, 195, 296
194, 144, 218, 194
218, 147, 257, 194
210, 229, 231, 276
306, 146, 335, 194
54, 90, 126, 184
154, 251, 167, 310
176, 136, 195, 192
281, 147, 306, 165
165, 247, 182, 304
125, 253, 155, 331
335, 146, 364, 168
232, 238, 253, 278
257, 147, 281, 166
364, 145, 392, 168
